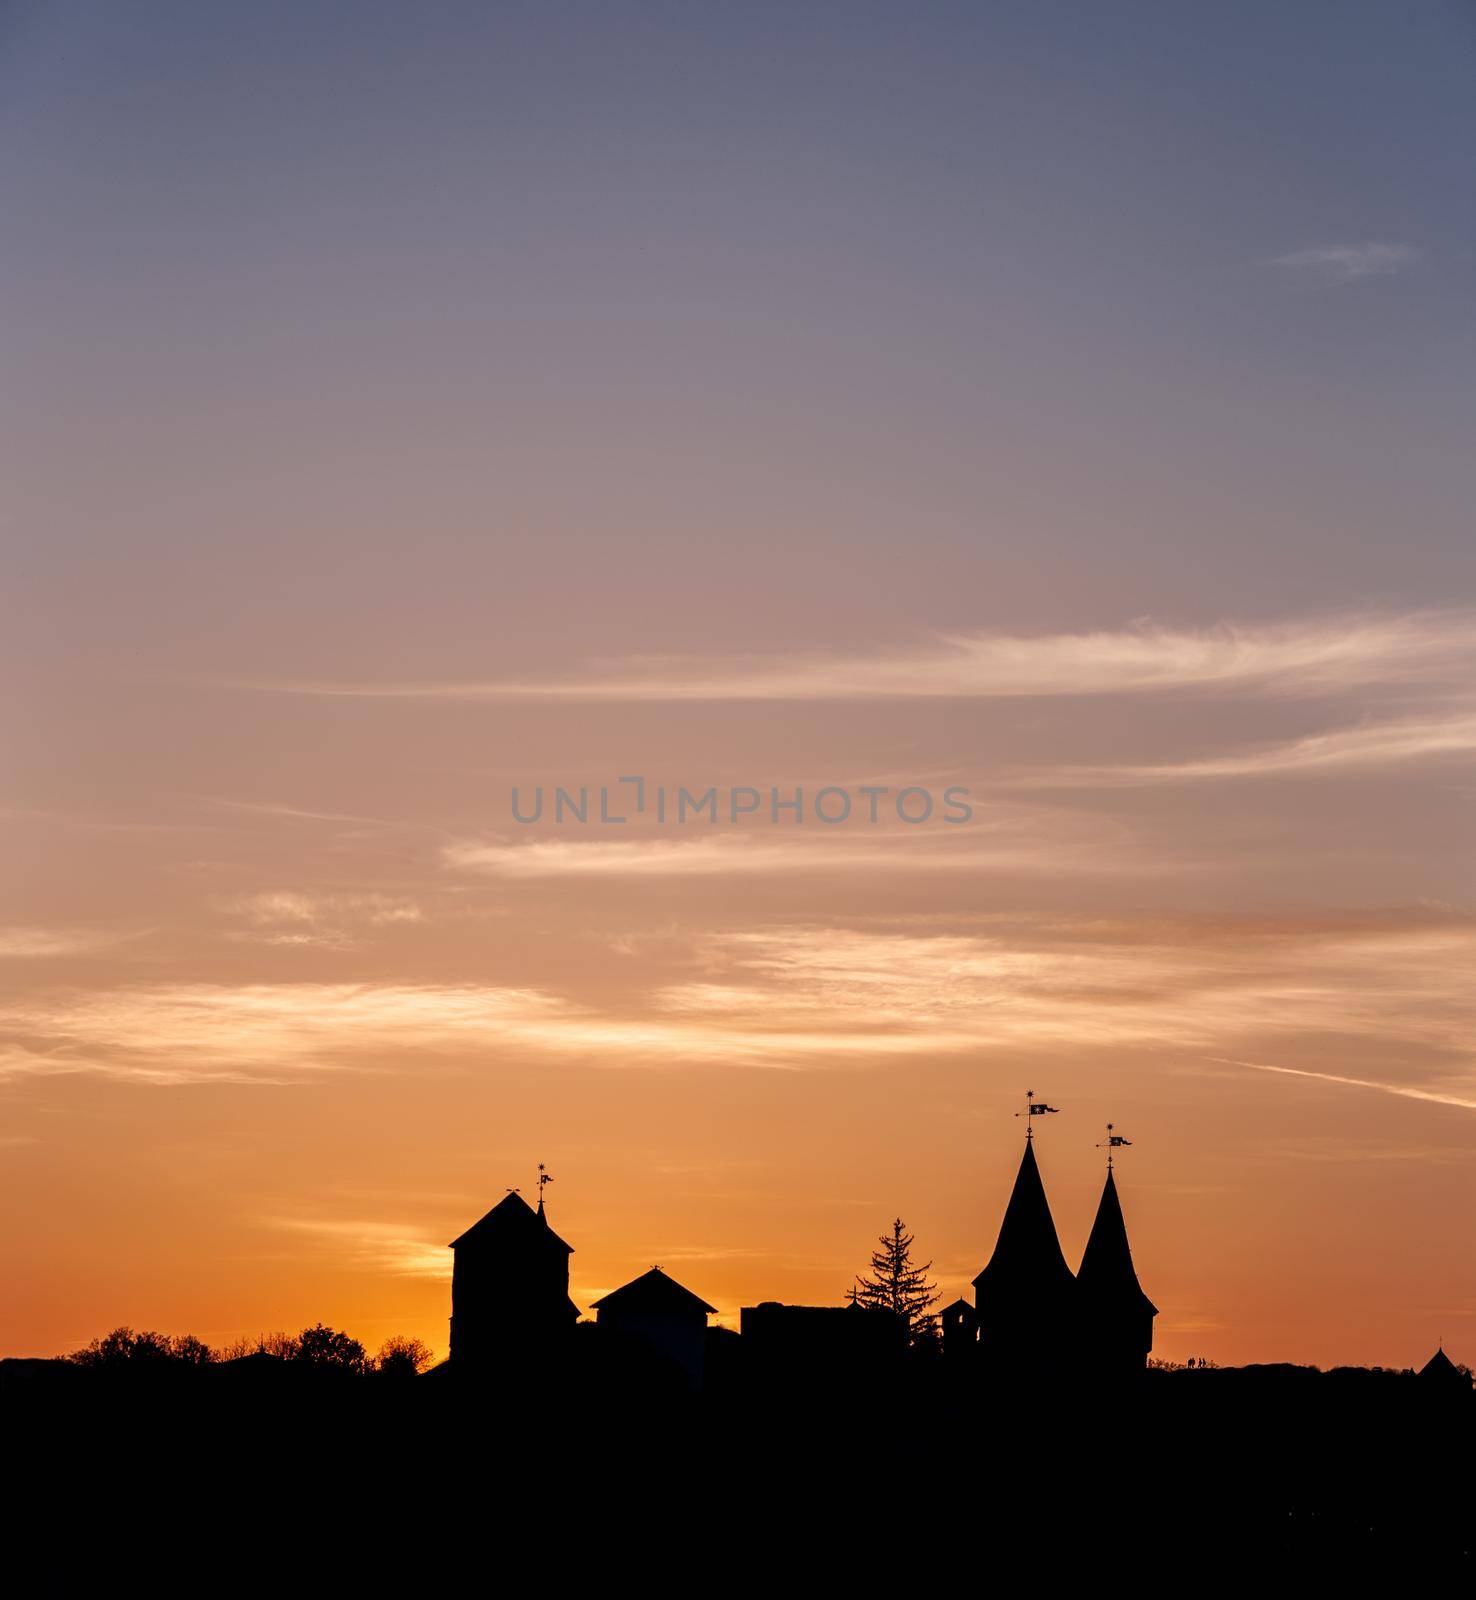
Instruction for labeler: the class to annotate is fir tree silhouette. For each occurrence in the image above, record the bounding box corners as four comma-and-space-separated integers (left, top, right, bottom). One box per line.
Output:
856, 1218, 939, 1345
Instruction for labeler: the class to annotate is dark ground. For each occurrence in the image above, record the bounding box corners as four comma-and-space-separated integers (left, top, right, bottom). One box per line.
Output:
5, 1339, 1470, 1580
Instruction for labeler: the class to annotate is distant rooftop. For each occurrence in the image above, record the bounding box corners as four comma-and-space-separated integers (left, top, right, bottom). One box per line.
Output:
591, 1266, 716, 1318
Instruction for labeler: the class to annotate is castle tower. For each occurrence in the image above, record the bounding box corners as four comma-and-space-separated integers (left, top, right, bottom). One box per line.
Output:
971, 1137, 1076, 1372
1075, 1166, 1157, 1376
448, 1189, 579, 1363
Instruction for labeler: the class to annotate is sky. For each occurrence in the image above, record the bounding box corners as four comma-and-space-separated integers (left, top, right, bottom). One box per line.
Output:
2, 0, 1474, 1367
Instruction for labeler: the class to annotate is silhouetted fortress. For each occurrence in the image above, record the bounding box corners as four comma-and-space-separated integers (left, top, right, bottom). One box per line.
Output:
943, 1136, 1156, 1377
446, 1133, 1156, 1385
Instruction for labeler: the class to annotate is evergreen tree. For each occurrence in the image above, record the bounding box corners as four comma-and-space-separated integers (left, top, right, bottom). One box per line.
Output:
856, 1218, 939, 1345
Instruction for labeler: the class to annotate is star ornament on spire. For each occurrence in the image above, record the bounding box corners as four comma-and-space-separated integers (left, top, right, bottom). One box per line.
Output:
1015, 1089, 1061, 1138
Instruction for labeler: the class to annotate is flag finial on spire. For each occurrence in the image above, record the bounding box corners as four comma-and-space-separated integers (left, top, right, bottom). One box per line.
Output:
1098, 1122, 1133, 1170
1015, 1088, 1061, 1139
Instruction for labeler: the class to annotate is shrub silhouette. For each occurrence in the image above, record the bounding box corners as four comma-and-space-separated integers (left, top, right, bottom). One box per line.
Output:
375, 1335, 434, 1377
294, 1323, 368, 1372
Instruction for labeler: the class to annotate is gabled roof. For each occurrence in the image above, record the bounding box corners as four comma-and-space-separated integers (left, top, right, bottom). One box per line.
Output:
972, 1138, 1075, 1303
1077, 1169, 1157, 1317
449, 1189, 573, 1253
590, 1266, 717, 1318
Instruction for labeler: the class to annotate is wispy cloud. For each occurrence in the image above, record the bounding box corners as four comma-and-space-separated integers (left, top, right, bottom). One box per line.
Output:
1268, 243, 1419, 283
0, 977, 980, 1083
224, 610, 1472, 703
442, 813, 1154, 880
204, 799, 402, 829
0, 926, 137, 959
651, 916, 1476, 1078
448, 837, 816, 878
1216, 1057, 1476, 1113
0, 982, 572, 1083
265, 1217, 452, 1280
5, 915, 1471, 1092
1031, 710, 1476, 786
219, 890, 424, 948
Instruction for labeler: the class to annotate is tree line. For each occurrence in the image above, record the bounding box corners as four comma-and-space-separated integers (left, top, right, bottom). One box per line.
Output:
70, 1324, 435, 1377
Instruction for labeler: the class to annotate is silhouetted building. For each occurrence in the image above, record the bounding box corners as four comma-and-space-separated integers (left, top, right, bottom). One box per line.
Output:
448, 1191, 578, 1364
1417, 1345, 1471, 1394
591, 1267, 716, 1389
956, 1136, 1157, 1378
740, 1299, 905, 1377
1076, 1167, 1157, 1377
941, 1297, 977, 1358
971, 1137, 1077, 1372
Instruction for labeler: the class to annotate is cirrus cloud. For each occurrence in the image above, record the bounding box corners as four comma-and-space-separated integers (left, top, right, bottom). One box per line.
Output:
1021, 710, 1476, 787
1268, 243, 1420, 282
5, 913, 1472, 1103
224, 610, 1473, 704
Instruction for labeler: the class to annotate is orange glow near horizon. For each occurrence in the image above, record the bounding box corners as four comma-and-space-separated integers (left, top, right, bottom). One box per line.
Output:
4, 676, 1474, 1369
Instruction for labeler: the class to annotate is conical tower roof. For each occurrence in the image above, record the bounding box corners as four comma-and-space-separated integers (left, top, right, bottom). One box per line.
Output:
971, 1138, 1075, 1309
1077, 1168, 1156, 1316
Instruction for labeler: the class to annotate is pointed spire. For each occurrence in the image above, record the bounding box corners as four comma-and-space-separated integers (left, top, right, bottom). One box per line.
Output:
971, 1137, 1075, 1305
1077, 1168, 1157, 1315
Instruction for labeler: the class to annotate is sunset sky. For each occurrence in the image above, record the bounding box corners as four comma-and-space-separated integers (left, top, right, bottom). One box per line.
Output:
3, 2, 1475, 1368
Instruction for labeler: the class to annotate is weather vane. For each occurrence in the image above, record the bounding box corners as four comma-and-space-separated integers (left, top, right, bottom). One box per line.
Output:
1015, 1089, 1061, 1139
537, 1162, 553, 1210
1097, 1122, 1133, 1169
